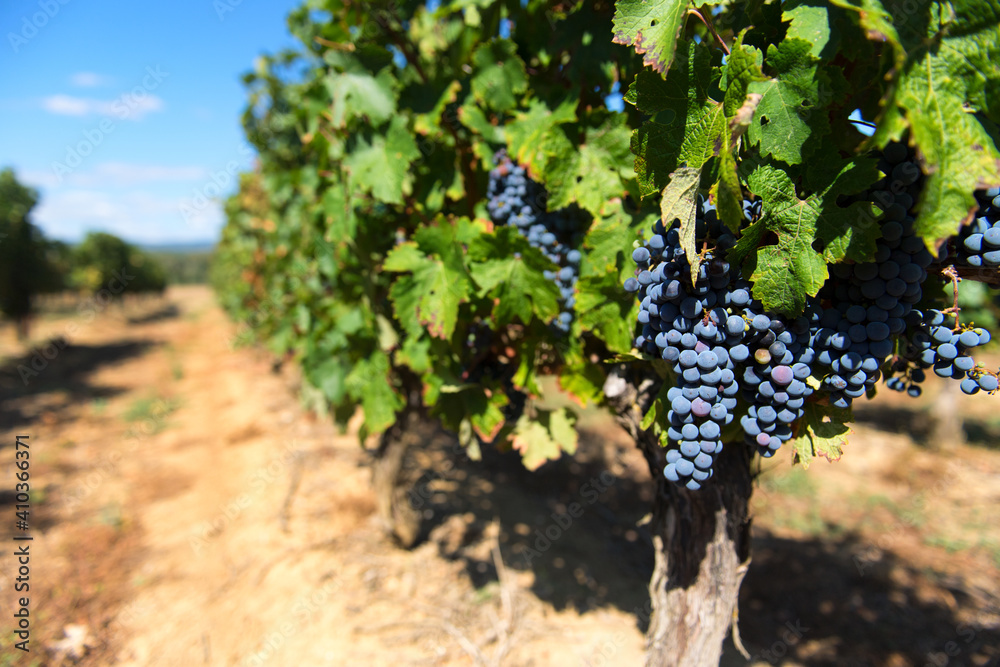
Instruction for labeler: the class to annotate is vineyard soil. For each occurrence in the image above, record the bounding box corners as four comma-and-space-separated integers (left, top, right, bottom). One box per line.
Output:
1, 285, 998, 666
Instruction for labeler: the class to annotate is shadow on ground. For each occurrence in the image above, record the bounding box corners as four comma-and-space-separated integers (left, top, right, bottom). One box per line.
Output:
853, 404, 934, 445
730, 530, 1000, 666
390, 425, 1000, 667
392, 424, 656, 621
0, 337, 156, 432
854, 403, 1000, 452
126, 303, 180, 325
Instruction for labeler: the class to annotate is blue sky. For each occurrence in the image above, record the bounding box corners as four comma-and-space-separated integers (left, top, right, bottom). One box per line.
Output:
0, 0, 303, 245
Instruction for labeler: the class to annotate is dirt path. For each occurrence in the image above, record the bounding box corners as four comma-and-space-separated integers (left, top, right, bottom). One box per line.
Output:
1, 285, 999, 667
0, 286, 647, 666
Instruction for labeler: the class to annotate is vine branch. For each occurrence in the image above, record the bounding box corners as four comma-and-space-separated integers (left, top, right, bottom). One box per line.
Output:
688, 8, 730, 55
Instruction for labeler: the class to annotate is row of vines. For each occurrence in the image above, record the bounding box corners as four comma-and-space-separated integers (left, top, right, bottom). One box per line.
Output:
212, 1, 1000, 664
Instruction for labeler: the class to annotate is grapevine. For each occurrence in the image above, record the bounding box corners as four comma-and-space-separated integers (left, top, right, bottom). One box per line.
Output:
211, 0, 1000, 664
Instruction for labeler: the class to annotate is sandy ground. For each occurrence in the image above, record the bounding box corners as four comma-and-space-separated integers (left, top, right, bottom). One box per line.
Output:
0, 285, 998, 667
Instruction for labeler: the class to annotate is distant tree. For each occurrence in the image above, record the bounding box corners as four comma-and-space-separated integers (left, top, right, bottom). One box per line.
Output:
129, 251, 167, 295
37, 239, 71, 294
71, 231, 166, 298
0, 168, 57, 340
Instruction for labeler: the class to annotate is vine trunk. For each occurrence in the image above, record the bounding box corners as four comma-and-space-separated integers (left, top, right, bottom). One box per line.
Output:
605, 366, 754, 666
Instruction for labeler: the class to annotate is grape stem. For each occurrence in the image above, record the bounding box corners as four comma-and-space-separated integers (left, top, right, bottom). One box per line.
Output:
313, 36, 355, 51
938, 264, 1000, 287
940, 265, 963, 331
687, 8, 730, 55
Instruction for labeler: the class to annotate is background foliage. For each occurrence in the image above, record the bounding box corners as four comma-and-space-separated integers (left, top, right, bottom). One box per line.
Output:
214, 0, 1000, 471
213, 0, 655, 464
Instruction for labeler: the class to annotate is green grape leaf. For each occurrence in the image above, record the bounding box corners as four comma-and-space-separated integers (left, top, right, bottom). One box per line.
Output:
396, 334, 432, 374
384, 221, 475, 340
470, 39, 529, 113
721, 39, 765, 118
375, 313, 398, 351
791, 402, 852, 468
891, 9, 1000, 248
783, 1, 836, 57
322, 183, 358, 245
576, 207, 650, 353
345, 350, 404, 436
306, 356, 348, 405
832, 0, 1000, 244
543, 113, 635, 217
828, 0, 902, 68
324, 67, 398, 129
430, 381, 509, 442
747, 38, 830, 165
467, 227, 561, 326
413, 80, 462, 136
344, 116, 421, 204
713, 143, 744, 233
642, 380, 674, 432
743, 162, 880, 315
625, 42, 726, 198
659, 167, 701, 283
458, 101, 505, 143
558, 348, 607, 407
505, 96, 578, 177
612, 0, 691, 74
511, 407, 578, 470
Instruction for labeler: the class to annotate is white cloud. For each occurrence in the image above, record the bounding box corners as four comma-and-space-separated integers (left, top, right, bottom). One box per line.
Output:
32, 189, 223, 244
70, 72, 113, 88
42, 95, 93, 116
21, 163, 209, 190
41, 94, 164, 121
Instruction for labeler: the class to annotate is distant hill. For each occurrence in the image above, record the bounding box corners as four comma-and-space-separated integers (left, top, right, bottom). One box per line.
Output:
139, 242, 216, 254
140, 243, 215, 284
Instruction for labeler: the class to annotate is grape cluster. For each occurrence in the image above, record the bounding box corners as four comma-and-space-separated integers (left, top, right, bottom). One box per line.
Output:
885, 308, 999, 395
624, 195, 816, 489
956, 187, 1000, 267
805, 142, 932, 409
487, 151, 583, 332
624, 140, 1000, 490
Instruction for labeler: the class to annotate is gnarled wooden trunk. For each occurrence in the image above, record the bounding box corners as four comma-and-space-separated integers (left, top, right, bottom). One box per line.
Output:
605, 366, 753, 667
372, 411, 423, 548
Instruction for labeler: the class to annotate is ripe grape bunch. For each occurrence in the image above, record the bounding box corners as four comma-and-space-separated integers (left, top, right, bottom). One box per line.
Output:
487, 151, 583, 333
624, 196, 815, 489
624, 141, 1000, 491
955, 187, 1000, 267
